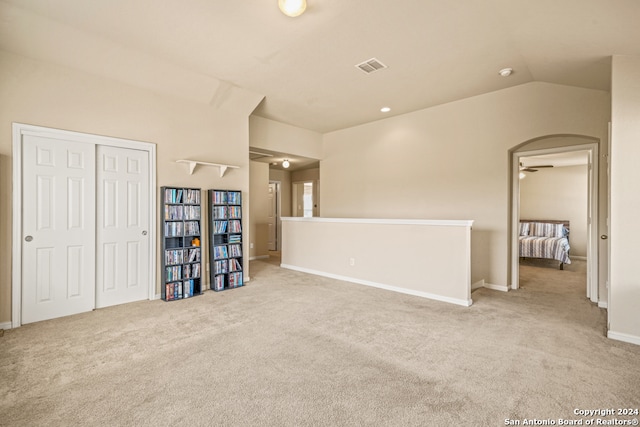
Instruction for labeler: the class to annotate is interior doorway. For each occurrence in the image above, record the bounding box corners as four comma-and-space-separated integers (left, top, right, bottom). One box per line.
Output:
292, 180, 318, 217
268, 181, 280, 251
517, 150, 589, 296
510, 138, 600, 303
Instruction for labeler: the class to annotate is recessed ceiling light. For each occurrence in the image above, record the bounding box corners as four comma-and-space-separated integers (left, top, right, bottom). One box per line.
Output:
499, 68, 513, 77
380, 107, 391, 113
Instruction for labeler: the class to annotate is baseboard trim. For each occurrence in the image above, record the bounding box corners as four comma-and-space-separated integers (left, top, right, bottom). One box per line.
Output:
608, 330, 640, 346
484, 283, 509, 292
281, 264, 473, 307
0, 321, 12, 330
598, 301, 608, 309
471, 279, 509, 292
471, 280, 485, 290
250, 255, 270, 261
572, 255, 587, 261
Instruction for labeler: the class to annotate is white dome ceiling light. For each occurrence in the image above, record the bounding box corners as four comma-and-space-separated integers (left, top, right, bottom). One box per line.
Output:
279, 0, 307, 17
282, 159, 291, 168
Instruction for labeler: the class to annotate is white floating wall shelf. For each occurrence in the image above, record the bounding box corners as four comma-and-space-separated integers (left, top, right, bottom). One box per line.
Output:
176, 159, 239, 177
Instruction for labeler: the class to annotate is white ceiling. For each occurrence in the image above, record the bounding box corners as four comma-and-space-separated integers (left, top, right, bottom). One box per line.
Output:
1, 0, 639, 133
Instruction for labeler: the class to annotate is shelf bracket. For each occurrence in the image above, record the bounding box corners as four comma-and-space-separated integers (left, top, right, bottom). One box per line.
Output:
176, 159, 239, 177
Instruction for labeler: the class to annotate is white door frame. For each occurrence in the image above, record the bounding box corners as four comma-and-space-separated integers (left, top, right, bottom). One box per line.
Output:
268, 180, 281, 251
510, 142, 599, 303
12, 123, 157, 328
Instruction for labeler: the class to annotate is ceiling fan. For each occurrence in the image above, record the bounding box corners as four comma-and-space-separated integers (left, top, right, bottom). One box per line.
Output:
519, 162, 553, 172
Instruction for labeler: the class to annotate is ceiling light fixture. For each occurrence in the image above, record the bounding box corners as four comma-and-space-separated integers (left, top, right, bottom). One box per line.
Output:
380, 107, 391, 113
499, 67, 513, 77
519, 172, 526, 179
278, 0, 306, 17
282, 159, 290, 168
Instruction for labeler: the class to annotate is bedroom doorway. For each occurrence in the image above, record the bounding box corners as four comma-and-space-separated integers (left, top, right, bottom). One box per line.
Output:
510, 138, 600, 304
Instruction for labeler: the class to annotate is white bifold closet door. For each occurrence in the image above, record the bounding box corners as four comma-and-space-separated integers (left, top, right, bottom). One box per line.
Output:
21, 134, 96, 324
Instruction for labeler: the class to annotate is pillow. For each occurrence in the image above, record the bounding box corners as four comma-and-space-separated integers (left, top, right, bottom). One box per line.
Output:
519, 222, 530, 236
530, 222, 565, 238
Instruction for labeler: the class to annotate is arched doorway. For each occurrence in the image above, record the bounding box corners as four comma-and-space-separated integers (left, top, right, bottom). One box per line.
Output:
509, 135, 602, 303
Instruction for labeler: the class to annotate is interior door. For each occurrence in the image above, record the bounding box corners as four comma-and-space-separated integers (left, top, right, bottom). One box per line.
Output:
267, 182, 277, 251
96, 145, 150, 308
21, 134, 96, 324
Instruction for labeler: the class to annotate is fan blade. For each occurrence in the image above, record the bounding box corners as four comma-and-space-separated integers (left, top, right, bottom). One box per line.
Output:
522, 168, 538, 172
528, 165, 553, 168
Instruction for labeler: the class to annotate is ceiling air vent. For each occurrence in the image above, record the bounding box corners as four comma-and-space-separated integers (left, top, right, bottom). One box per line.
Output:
249, 150, 274, 160
355, 58, 388, 74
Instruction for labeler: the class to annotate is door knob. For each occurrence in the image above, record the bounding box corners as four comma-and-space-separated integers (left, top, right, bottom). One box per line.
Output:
24, 235, 33, 242
142, 230, 147, 236
600, 235, 608, 240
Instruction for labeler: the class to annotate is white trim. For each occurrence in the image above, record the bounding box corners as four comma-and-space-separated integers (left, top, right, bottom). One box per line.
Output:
572, 255, 587, 261
12, 123, 157, 327
281, 264, 473, 307
268, 180, 282, 252
471, 279, 509, 293
471, 279, 485, 291
607, 331, 640, 346
281, 217, 474, 227
0, 322, 12, 330
598, 301, 608, 309
483, 283, 510, 292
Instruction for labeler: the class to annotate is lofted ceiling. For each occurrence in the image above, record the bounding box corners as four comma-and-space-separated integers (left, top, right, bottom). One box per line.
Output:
1, 0, 639, 133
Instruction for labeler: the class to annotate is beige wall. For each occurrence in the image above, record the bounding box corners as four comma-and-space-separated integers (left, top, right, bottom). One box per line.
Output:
249, 115, 322, 159
249, 161, 270, 260
321, 82, 610, 288
520, 165, 588, 256
291, 167, 320, 182
610, 55, 640, 342
281, 218, 473, 305
0, 50, 256, 323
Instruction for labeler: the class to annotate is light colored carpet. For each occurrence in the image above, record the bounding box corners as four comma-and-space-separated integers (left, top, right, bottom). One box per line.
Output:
1, 259, 639, 426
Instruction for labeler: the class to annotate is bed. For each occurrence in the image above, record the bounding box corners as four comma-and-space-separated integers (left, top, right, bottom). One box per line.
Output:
519, 220, 571, 270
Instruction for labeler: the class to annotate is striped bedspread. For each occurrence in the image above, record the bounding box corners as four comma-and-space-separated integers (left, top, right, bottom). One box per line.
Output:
519, 236, 571, 264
